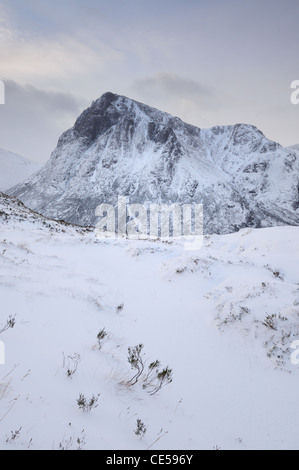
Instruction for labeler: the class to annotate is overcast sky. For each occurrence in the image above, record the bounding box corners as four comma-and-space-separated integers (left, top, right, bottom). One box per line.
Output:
0, 0, 298, 163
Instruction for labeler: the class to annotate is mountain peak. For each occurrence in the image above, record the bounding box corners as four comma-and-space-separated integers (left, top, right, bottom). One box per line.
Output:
72, 92, 122, 144
72, 92, 176, 146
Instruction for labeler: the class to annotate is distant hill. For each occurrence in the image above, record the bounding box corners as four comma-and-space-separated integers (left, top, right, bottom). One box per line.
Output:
0, 148, 41, 192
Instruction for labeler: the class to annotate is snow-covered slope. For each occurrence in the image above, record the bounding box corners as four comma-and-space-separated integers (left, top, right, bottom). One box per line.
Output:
1, 193, 299, 450
9, 93, 299, 234
0, 149, 41, 192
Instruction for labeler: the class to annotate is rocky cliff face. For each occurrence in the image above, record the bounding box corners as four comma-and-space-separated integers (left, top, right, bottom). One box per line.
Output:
8, 92, 299, 234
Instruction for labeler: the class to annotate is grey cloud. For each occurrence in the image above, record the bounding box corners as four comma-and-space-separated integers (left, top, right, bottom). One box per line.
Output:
0, 80, 87, 162
129, 73, 224, 129
133, 73, 214, 102
4, 80, 84, 114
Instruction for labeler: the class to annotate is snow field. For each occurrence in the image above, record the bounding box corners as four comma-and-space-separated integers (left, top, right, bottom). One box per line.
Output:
0, 213, 299, 449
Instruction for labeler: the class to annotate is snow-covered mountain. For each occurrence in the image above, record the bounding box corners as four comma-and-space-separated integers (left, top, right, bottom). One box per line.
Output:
1, 191, 299, 450
8, 92, 299, 234
287, 144, 299, 154
0, 149, 41, 192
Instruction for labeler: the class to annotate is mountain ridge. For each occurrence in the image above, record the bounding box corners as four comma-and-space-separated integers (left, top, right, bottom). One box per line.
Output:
8, 92, 299, 234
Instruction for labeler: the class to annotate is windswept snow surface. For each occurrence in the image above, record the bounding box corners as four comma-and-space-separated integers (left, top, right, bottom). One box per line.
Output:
0, 193, 299, 450
0, 149, 41, 192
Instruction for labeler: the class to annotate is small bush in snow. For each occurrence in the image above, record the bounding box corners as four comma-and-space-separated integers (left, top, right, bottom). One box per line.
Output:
116, 303, 124, 314
127, 344, 145, 386
265, 265, 284, 281
219, 305, 251, 327
262, 314, 277, 331
148, 366, 173, 396
6, 427, 22, 443
59, 431, 86, 450
126, 344, 173, 395
135, 419, 147, 438
63, 353, 81, 378
77, 393, 99, 412
273, 270, 283, 280
97, 328, 108, 350
0, 315, 16, 335
176, 267, 186, 274
143, 360, 161, 389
